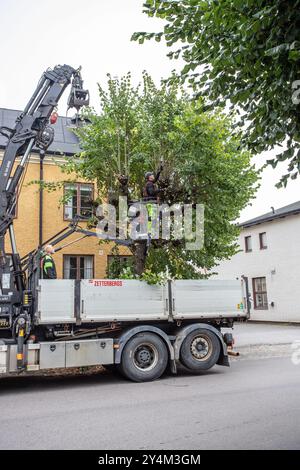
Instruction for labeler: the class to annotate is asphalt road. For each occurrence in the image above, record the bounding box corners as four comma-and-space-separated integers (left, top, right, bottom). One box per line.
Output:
1, 353, 300, 450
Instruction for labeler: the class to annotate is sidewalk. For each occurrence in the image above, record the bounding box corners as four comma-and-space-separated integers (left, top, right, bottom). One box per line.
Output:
229, 322, 300, 348
224, 322, 300, 360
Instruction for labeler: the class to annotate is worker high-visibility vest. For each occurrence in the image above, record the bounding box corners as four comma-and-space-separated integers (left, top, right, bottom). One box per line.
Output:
42, 254, 57, 279
145, 203, 160, 237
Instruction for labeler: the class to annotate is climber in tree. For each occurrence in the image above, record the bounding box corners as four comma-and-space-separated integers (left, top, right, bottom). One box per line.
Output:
142, 162, 164, 202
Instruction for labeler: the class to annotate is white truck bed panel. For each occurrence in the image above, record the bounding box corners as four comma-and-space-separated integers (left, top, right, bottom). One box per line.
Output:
37, 280, 75, 324
81, 279, 168, 322
36, 278, 246, 324
172, 279, 245, 319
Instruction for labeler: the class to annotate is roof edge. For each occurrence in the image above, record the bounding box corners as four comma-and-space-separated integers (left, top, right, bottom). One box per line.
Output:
240, 207, 300, 228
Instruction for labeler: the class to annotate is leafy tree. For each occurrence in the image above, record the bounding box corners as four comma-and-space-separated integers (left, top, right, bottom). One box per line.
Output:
63, 73, 258, 278
132, 0, 300, 187
106, 245, 134, 278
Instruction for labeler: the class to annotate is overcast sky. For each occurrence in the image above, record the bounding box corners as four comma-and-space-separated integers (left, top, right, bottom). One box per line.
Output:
0, 0, 299, 221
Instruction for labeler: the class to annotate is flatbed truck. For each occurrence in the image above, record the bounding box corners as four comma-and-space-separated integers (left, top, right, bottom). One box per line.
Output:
0, 278, 249, 382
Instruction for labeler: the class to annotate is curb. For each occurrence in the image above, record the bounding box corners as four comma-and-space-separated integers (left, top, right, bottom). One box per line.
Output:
248, 320, 300, 327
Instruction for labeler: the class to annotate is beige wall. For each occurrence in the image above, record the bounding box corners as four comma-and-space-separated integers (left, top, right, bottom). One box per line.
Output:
2, 152, 130, 279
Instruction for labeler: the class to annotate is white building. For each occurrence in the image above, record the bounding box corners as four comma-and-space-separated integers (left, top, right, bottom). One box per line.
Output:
213, 201, 300, 322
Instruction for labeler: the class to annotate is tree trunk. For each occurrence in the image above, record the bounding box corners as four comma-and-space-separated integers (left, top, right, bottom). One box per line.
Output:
134, 241, 147, 276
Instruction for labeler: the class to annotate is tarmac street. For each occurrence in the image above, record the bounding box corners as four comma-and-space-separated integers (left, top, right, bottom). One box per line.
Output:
0, 324, 299, 450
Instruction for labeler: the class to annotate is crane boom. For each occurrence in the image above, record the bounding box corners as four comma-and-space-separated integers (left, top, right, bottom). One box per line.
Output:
0, 65, 89, 341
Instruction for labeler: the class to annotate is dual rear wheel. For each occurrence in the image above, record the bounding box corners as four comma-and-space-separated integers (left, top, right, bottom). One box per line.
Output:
118, 328, 221, 382
180, 329, 221, 372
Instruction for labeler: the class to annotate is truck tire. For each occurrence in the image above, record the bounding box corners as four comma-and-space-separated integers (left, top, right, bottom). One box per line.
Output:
120, 333, 168, 382
180, 328, 221, 372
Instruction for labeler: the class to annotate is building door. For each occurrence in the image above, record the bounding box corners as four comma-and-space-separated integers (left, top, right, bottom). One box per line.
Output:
252, 277, 268, 310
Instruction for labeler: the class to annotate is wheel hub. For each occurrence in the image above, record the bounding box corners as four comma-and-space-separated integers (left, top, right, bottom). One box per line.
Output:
190, 336, 212, 361
133, 343, 159, 371
137, 349, 151, 365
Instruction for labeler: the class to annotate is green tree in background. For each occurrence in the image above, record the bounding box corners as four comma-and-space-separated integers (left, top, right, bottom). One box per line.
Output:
132, 0, 300, 187
63, 72, 258, 278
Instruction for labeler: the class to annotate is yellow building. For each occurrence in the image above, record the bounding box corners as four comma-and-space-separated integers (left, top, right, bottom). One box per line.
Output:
0, 108, 130, 279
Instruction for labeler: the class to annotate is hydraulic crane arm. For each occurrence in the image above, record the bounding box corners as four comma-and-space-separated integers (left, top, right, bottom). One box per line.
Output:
0, 65, 89, 232
0, 65, 89, 344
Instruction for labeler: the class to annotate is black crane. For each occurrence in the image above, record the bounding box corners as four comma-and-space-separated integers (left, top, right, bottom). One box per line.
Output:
0, 65, 89, 345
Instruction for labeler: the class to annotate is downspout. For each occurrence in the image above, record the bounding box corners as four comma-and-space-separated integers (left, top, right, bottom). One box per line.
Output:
39, 150, 45, 248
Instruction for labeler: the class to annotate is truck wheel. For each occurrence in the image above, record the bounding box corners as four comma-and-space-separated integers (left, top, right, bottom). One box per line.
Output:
120, 333, 168, 382
180, 329, 221, 372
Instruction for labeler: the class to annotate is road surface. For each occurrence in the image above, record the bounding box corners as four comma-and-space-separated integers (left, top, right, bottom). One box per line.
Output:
0, 352, 300, 450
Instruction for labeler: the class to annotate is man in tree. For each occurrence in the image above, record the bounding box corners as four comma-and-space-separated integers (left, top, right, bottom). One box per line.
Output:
143, 163, 164, 201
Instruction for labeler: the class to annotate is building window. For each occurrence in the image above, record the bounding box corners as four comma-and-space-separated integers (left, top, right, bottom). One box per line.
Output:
64, 183, 93, 220
107, 255, 133, 277
63, 255, 94, 279
259, 232, 267, 249
252, 277, 268, 310
245, 235, 252, 252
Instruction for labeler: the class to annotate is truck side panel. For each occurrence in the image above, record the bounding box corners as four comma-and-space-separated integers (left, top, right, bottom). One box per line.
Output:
0, 339, 114, 374
172, 279, 246, 319
37, 280, 75, 324
35, 278, 246, 325
80, 280, 168, 322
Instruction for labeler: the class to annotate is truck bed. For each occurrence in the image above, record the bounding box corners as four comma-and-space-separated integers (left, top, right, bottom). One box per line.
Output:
36, 278, 247, 325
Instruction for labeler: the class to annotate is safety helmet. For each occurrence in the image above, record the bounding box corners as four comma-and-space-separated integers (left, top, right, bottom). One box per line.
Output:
145, 171, 154, 180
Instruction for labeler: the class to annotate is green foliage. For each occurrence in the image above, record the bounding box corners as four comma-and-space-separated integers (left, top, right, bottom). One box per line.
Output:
65, 72, 258, 279
106, 245, 134, 278
25, 178, 78, 206
26, 179, 67, 193
118, 267, 170, 285
67, 72, 187, 200
132, 0, 300, 187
